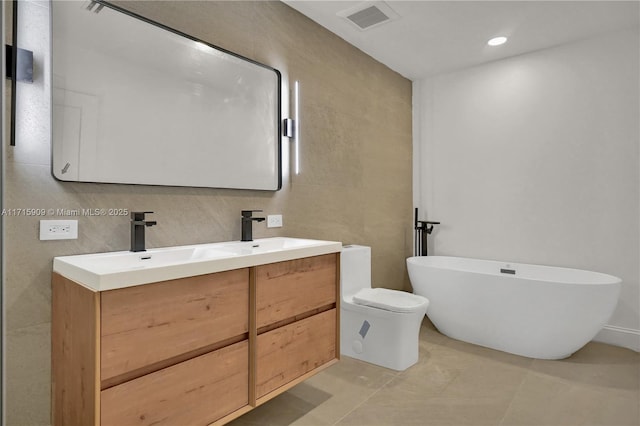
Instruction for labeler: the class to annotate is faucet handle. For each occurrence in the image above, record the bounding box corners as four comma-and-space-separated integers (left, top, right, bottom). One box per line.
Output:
241, 209, 263, 217
131, 211, 154, 221
416, 220, 440, 234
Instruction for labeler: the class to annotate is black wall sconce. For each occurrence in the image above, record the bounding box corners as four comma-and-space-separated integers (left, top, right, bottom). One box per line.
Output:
6, 0, 30, 146
5, 44, 33, 83
6, 0, 35, 146
283, 118, 294, 138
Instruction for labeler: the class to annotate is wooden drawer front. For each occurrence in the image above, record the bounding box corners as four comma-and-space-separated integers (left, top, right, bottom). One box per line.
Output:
101, 340, 248, 426
256, 254, 337, 329
256, 309, 336, 398
101, 268, 249, 384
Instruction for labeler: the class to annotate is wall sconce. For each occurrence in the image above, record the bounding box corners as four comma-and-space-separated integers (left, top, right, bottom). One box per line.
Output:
7, 0, 36, 147
283, 80, 300, 175
4, 45, 33, 83
283, 118, 294, 137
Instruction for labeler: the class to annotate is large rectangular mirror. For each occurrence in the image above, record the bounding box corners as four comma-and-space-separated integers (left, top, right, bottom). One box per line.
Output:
51, 1, 281, 190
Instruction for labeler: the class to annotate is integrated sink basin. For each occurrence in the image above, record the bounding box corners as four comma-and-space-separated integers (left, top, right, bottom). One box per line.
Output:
53, 237, 342, 291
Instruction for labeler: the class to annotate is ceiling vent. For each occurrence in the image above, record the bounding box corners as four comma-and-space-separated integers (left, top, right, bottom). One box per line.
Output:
338, 2, 399, 31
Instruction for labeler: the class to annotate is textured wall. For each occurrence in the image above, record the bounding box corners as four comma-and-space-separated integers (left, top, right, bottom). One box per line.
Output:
4, 1, 412, 424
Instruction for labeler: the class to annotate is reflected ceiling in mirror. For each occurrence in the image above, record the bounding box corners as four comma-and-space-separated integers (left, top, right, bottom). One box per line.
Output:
51, 1, 281, 190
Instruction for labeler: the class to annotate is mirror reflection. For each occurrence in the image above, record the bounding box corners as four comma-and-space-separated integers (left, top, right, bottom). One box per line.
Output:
51, 1, 281, 190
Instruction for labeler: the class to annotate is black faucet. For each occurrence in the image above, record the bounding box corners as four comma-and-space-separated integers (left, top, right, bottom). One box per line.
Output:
414, 207, 440, 256
415, 219, 440, 256
241, 210, 265, 242
130, 211, 157, 252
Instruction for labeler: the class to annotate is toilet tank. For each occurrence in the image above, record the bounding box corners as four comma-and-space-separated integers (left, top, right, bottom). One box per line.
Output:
340, 245, 372, 297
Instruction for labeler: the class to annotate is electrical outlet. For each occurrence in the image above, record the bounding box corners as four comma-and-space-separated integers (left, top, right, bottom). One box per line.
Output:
40, 220, 78, 240
267, 214, 283, 228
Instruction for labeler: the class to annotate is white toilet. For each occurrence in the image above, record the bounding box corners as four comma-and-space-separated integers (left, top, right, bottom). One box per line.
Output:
340, 245, 429, 371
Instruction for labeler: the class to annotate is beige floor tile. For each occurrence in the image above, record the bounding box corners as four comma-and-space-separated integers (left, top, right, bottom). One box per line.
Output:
587, 391, 640, 426
440, 335, 535, 370
337, 396, 512, 426
419, 320, 450, 346
440, 363, 527, 400
288, 358, 397, 425
299, 356, 399, 395
530, 341, 640, 392
361, 365, 460, 409
428, 341, 530, 400
228, 357, 396, 426
499, 372, 640, 426
228, 391, 332, 426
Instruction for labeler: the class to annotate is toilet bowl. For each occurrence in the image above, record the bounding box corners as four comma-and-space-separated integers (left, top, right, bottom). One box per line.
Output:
340, 245, 429, 371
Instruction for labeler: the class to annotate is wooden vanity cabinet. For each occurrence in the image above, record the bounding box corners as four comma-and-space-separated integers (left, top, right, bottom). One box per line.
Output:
101, 341, 249, 426
256, 310, 337, 399
255, 254, 337, 330
52, 268, 250, 426
101, 270, 249, 387
254, 254, 339, 402
52, 253, 340, 426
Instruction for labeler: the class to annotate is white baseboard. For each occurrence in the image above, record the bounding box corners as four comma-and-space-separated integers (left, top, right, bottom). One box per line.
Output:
593, 325, 640, 352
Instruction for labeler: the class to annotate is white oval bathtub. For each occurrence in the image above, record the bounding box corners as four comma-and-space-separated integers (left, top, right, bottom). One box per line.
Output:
407, 256, 621, 359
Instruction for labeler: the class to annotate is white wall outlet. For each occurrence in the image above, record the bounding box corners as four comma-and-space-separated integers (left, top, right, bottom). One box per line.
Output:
267, 214, 283, 228
40, 220, 78, 240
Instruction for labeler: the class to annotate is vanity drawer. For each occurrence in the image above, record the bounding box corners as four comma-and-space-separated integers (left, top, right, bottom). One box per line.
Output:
256, 254, 337, 329
256, 309, 337, 398
101, 340, 248, 426
101, 268, 249, 385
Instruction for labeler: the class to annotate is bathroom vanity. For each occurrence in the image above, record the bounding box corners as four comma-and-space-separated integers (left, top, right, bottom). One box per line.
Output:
51, 238, 341, 426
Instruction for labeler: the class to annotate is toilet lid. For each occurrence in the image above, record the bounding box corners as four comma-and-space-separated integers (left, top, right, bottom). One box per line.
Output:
352, 288, 429, 313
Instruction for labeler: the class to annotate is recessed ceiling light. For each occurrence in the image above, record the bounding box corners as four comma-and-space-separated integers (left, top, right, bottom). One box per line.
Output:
487, 36, 507, 46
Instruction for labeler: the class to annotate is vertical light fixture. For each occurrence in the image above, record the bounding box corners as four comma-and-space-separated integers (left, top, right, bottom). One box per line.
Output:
10, 0, 18, 146
294, 80, 300, 175
283, 80, 301, 175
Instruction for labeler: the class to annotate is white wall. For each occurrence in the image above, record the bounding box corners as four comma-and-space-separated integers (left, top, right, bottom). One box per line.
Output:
414, 28, 639, 351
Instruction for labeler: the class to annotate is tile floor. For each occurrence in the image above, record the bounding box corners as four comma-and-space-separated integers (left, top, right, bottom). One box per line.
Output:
229, 321, 640, 426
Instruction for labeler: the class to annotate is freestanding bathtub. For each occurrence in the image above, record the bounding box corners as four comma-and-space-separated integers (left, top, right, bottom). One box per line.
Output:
407, 256, 622, 359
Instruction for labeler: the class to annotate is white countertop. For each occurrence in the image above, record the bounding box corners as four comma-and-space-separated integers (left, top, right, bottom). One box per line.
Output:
53, 237, 342, 292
